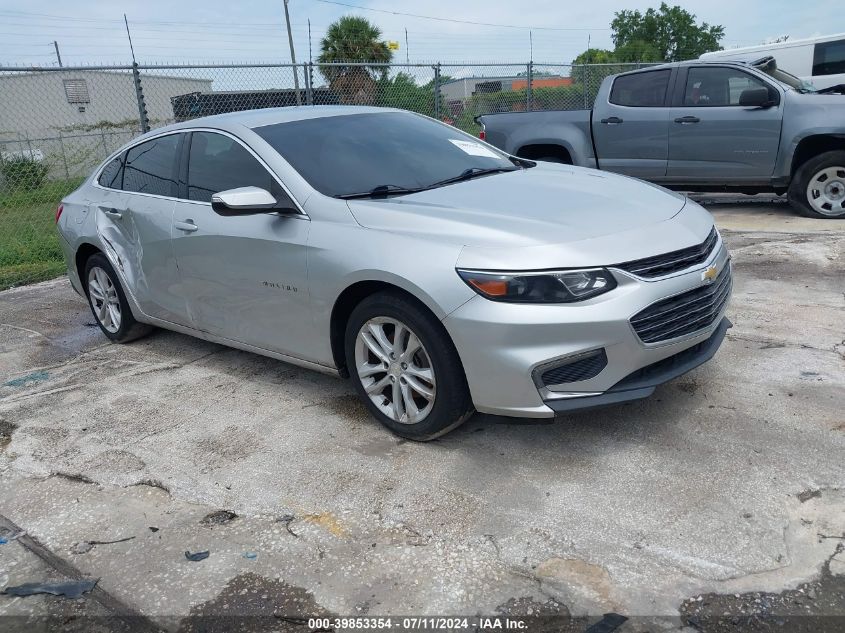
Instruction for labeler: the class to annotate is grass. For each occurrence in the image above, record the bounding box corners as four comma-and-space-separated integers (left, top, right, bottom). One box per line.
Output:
0, 178, 84, 290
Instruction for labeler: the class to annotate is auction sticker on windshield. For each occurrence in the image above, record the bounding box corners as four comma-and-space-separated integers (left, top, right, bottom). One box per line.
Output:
448, 139, 500, 158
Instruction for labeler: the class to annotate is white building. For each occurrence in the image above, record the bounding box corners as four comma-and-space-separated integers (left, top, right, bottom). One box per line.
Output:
0, 69, 212, 178
0, 69, 212, 139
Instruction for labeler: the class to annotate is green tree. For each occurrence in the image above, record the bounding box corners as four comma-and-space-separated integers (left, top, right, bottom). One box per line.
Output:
318, 16, 393, 104
571, 48, 626, 99
611, 3, 724, 61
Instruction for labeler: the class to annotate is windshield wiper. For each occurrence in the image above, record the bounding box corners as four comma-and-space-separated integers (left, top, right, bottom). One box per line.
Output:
336, 184, 423, 200
426, 166, 519, 189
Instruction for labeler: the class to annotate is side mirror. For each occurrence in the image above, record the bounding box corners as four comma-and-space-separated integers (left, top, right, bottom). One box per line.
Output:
739, 87, 774, 108
211, 186, 297, 216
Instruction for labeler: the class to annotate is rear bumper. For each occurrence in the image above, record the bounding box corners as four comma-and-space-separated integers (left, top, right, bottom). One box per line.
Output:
57, 229, 84, 296
546, 317, 731, 414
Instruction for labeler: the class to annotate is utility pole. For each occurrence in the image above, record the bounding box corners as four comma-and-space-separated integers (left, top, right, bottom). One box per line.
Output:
125, 14, 149, 133
53, 41, 62, 67
124, 14, 137, 63
283, 0, 302, 106
405, 28, 409, 64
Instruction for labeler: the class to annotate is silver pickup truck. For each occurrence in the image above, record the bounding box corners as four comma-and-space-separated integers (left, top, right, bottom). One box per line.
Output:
478, 58, 845, 218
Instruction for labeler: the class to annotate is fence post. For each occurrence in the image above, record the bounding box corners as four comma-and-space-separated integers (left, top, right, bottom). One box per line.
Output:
24, 132, 34, 160
305, 62, 314, 105
433, 63, 441, 119
58, 130, 70, 179
100, 129, 108, 155
526, 61, 533, 111
131, 62, 150, 133
584, 65, 590, 109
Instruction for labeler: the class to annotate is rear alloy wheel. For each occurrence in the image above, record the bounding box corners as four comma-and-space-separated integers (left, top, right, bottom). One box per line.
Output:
88, 266, 122, 333
788, 150, 845, 219
345, 292, 474, 440
84, 252, 153, 343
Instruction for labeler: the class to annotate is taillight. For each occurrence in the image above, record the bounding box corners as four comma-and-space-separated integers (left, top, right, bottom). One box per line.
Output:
55, 203, 63, 224
478, 129, 486, 141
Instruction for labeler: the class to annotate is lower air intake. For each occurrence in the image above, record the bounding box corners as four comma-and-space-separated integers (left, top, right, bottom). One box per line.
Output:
540, 349, 608, 386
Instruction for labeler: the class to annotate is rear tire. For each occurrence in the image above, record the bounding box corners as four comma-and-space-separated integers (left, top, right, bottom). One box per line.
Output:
788, 151, 845, 219
344, 292, 474, 441
84, 253, 153, 343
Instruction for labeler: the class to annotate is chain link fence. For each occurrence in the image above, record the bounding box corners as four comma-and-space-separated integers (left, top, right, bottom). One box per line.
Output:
0, 60, 652, 289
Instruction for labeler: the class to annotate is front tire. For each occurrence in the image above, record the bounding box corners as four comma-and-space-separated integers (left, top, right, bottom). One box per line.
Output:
788, 151, 845, 219
344, 292, 474, 441
84, 253, 152, 343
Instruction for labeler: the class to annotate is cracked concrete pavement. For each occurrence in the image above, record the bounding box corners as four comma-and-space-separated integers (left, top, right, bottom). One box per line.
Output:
0, 200, 843, 630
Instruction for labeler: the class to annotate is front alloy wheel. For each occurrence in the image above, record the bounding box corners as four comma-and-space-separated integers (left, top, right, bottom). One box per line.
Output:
344, 291, 474, 440
354, 317, 436, 424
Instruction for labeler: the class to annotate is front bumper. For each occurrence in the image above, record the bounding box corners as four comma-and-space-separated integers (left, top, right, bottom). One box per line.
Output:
442, 242, 731, 418
545, 316, 730, 414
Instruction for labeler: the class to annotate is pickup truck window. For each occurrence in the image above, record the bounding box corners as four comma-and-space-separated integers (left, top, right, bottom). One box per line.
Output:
609, 70, 671, 107
683, 67, 770, 107
813, 39, 845, 76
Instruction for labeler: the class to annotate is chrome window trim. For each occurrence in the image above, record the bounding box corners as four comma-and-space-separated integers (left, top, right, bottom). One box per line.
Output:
91, 127, 308, 218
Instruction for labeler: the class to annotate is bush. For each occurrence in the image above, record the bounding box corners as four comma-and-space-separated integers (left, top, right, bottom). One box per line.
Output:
1, 157, 49, 192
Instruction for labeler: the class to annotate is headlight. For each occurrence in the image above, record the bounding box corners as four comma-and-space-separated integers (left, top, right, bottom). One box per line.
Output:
456, 268, 617, 303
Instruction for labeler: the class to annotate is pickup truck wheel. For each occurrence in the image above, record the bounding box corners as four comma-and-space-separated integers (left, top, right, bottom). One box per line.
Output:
789, 151, 845, 219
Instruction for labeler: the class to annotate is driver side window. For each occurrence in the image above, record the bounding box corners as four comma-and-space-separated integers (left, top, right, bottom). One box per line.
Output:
683, 67, 770, 107
186, 131, 281, 203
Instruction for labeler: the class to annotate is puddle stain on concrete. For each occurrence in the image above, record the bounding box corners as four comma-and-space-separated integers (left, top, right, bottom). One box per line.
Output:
177, 572, 332, 633
302, 511, 348, 538
0, 417, 16, 450
534, 557, 618, 611
3, 370, 50, 388
310, 394, 369, 420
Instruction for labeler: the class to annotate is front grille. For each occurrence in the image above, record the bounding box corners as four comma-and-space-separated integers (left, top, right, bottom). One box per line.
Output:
540, 349, 607, 386
615, 227, 718, 278
630, 265, 731, 344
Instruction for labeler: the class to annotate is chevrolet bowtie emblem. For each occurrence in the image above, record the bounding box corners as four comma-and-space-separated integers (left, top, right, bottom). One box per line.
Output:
702, 266, 719, 283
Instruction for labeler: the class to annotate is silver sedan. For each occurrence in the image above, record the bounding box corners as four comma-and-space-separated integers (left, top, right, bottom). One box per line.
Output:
56, 106, 731, 439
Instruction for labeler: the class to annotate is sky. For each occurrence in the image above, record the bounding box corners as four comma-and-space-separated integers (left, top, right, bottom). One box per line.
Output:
0, 0, 837, 68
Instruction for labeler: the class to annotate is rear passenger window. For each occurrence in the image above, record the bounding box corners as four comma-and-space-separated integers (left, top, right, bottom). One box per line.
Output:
186, 132, 275, 203
813, 39, 845, 76
98, 154, 124, 189
123, 134, 180, 197
609, 70, 671, 107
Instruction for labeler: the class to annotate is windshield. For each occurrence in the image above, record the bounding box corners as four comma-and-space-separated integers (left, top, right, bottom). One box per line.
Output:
752, 57, 816, 92
253, 112, 518, 198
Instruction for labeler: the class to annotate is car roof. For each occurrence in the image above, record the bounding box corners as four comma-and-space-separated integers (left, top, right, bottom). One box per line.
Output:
616, 59, 765, 76
149, 105, 405, 136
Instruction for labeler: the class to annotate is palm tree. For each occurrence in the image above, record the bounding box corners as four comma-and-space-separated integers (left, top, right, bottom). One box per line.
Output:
318, 16, 393, 105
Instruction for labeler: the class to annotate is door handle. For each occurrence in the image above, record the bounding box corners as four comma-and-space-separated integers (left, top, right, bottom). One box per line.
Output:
174, 220, 198, 233
600, 116, 623, 124
101, 207, 123, 219
674, 116, 701, 124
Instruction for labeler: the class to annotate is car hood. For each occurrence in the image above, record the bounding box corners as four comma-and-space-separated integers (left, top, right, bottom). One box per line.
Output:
345, 164, 687, 248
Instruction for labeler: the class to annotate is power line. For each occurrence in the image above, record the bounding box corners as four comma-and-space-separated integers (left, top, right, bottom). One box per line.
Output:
312, 0, 610, 31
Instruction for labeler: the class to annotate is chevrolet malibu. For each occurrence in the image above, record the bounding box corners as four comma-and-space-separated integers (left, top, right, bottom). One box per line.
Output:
57, 107, 732, 440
